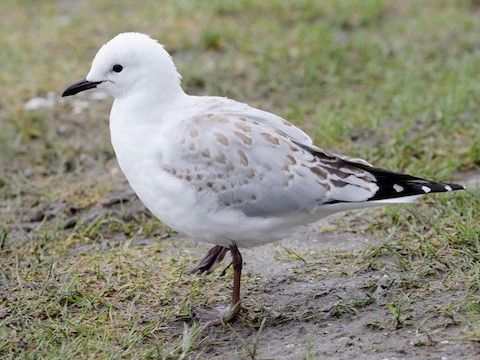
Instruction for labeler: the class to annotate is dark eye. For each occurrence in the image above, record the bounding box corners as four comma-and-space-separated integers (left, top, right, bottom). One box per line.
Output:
112, 64, 123, 73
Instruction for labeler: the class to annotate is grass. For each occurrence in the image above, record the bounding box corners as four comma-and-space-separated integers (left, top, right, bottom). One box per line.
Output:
1, 0, 479, 358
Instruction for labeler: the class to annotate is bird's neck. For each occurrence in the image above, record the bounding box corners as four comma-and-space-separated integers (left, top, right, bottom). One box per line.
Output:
119, 80, 187, 110
111, 83, 189, 130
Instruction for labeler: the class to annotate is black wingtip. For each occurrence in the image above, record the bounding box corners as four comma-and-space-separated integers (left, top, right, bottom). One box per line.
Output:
367, 179, 466, 201
446, 183, 466, 191
346, 161, 467, 201
291, 140, 467, 201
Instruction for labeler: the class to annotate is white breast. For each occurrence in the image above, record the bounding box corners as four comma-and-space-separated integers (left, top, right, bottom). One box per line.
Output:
110, 102, 193, 229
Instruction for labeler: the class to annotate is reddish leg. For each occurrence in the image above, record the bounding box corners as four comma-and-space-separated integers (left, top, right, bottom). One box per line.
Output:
229, 243, 243, 318
191, 243, 243, 325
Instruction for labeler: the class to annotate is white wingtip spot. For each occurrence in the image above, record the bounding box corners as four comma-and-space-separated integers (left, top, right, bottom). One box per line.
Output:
445, 185, 452, 191
422, 186, 431, 193
393, 184, 404, 192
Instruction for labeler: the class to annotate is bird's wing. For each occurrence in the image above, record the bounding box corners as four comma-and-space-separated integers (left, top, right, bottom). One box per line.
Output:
213, 98, 373, 166
200, 97, 314, 145
164, 111, 386, 218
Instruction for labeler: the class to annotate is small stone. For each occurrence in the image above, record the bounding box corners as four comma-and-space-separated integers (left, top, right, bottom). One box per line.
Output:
24, 92, 56, 110
411, 333, 429, 346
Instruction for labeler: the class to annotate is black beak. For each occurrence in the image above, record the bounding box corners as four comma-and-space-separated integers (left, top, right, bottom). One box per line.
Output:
62, 79, 102, 97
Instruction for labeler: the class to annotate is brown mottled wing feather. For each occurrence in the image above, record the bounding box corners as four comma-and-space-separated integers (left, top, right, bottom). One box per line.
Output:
163, 112, 379, 217
200, 97, 314, 145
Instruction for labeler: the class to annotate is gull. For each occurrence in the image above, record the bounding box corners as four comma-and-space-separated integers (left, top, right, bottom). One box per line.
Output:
62, 32, 465, 324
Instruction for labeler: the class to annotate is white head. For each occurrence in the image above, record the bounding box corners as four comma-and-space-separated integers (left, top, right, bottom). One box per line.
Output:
62, 32, 183, 100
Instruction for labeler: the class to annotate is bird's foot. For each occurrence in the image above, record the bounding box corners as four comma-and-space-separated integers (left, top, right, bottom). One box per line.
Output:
191, 244, 243, 327
190, 245, 228, 274
192, 302, 242, 326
